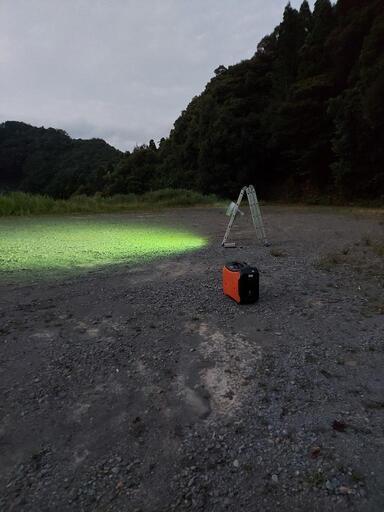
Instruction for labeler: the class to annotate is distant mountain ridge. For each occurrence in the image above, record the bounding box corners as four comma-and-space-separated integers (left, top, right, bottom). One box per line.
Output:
1, 0, 383, 201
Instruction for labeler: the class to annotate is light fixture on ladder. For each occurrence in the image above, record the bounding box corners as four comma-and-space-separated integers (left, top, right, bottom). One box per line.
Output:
222, 185, 269, 247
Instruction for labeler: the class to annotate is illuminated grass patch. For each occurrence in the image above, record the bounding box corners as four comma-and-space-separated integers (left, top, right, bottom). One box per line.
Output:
0, 216, 206, 278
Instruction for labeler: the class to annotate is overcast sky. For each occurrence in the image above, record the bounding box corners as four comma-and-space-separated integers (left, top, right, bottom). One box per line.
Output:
0, 0, 314, 151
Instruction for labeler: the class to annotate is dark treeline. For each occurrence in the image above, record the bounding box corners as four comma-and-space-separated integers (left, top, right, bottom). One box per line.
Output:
1, 0, 383, 201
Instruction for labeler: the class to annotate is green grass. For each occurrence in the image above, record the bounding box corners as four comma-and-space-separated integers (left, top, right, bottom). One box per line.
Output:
0, 216, 206, 279
0, 190, 218, 216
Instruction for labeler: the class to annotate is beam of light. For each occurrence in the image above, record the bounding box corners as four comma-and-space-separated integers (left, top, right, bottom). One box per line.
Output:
0, 216, 206, 279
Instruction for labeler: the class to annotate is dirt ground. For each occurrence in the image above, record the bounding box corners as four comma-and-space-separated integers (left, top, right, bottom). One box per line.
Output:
0, 205, 383, 512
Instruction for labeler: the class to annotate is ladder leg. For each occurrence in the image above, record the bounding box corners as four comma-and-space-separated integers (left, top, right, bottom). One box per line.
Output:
222, 187, 246, 246
246, 185, 268, 246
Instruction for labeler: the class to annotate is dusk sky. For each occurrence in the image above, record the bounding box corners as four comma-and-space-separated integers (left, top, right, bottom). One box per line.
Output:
0, 0, 315, 150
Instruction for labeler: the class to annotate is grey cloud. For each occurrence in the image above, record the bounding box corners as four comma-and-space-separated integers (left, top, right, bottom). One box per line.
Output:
0, 0, 315, 150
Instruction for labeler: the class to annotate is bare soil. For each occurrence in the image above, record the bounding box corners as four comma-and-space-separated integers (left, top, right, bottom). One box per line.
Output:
0, 205, 383, 512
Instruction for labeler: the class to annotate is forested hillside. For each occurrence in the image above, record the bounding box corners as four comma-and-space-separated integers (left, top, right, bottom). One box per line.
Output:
0, 122, 121, 197
1, 0, 383, 201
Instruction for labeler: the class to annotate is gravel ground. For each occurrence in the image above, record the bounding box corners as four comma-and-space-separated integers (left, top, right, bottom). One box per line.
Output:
0, 205, 383, 512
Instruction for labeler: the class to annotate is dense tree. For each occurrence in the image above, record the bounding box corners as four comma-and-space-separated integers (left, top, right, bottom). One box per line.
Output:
299, 1, 313, 33
329, 0, 384, 198
275, 3, 308, 95
151, 0, 383, 201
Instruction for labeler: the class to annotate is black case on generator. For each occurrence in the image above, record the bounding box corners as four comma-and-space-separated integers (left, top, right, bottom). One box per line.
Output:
223, 262, 259, 304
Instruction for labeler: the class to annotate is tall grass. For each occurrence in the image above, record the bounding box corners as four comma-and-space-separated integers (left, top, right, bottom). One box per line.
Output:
0, 190, 218, 216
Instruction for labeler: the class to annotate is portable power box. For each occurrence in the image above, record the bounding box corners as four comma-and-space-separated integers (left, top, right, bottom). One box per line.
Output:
223, 262, 259, 304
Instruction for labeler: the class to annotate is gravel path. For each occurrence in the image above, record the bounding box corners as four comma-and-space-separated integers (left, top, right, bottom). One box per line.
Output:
0, 206, 383, 512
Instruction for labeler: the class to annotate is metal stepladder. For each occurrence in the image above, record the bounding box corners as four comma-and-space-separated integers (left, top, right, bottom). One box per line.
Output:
221, 185, 269, 247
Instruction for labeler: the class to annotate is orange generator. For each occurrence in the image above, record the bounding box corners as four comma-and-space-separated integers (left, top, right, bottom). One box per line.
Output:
223, 262, 259, 304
